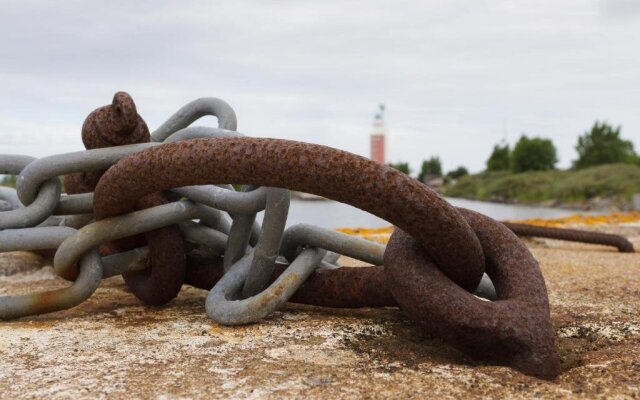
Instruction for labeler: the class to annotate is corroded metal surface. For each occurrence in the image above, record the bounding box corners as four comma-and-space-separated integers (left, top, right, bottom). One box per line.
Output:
184, 251, 225, 289
289, 265, 395, 308
92, 137, 486, 292
505, 222, 635, 252
385, 208, 560, 378
121, 193, 186, 306
65, 92, 150, 195
82, 91, 150, 149
63, 92, 185, 305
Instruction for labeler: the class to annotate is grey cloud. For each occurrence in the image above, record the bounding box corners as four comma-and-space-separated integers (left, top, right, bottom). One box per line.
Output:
600, 0, 640, 17
1, 0, 639, 173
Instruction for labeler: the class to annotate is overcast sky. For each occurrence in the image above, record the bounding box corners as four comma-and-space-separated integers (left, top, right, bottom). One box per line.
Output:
1, 0, 639, 173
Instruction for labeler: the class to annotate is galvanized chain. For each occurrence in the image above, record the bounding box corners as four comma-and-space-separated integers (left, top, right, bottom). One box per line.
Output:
0, 93, 634, 379
1, 95, 407, 322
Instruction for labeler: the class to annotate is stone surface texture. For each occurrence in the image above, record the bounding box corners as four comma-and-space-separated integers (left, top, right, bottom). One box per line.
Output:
1, 222, 639, 399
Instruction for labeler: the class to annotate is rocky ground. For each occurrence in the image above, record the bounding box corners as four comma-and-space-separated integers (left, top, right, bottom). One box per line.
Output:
0, 221, 639, 399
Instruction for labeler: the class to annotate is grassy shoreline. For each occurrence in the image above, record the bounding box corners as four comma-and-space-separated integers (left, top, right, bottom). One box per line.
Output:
444, 163, 640, 211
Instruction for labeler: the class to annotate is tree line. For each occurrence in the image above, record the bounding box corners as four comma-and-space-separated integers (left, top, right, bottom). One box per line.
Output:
0, 175, 16, 187
388, 121, 638, 180
388, 157, 469, 183
486, 121, 638, 173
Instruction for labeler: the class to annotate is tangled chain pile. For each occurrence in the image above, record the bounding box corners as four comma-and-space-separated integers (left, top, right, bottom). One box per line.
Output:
0, 93, 634, 379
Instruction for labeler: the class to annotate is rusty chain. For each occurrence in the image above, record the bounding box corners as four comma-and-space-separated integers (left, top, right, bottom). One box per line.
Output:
0, 92, 635, 379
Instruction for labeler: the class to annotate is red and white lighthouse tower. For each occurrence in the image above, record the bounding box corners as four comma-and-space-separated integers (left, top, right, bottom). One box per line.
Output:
370, 104, 386, 164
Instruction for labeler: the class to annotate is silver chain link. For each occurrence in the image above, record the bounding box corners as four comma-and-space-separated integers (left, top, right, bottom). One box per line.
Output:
0, 97, 495, 322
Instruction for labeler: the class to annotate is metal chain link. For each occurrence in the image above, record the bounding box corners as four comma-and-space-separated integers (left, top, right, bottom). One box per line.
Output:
0, 97, 389, 321
0, 93, 634, 379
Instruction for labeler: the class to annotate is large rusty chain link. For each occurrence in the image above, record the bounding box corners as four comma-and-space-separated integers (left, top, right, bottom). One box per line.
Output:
0, 92, 635, 379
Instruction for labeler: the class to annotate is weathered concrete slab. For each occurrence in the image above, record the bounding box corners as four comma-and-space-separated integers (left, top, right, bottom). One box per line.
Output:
1, 225, 639, 399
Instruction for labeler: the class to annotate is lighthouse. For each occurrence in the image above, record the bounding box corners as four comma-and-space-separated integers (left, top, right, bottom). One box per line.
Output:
370, 104, 386, 164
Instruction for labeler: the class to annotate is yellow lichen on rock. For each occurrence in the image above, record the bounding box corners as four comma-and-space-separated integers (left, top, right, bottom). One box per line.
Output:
508, 211, 640, 227
336, 227, 394, 244
336, 212, 640, 243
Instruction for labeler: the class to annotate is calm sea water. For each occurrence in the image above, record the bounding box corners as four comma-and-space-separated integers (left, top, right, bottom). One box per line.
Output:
275, 197, 598, 229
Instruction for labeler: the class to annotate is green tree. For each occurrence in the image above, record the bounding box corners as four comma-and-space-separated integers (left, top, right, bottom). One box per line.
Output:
417, 156, 442, 182
574, 121, 637, 169
486, 143, 510, 171
510, 135, 558, 173
0, 175, 17, 188
445, 166, 469, 180
387, 162, 411, 175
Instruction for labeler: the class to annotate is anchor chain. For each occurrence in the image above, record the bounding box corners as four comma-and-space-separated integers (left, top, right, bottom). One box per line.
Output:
1, 93, 635, 379
64, 92, 186, 305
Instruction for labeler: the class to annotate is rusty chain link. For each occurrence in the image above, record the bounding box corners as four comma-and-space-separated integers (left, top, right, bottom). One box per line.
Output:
1, 92, 635, 379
